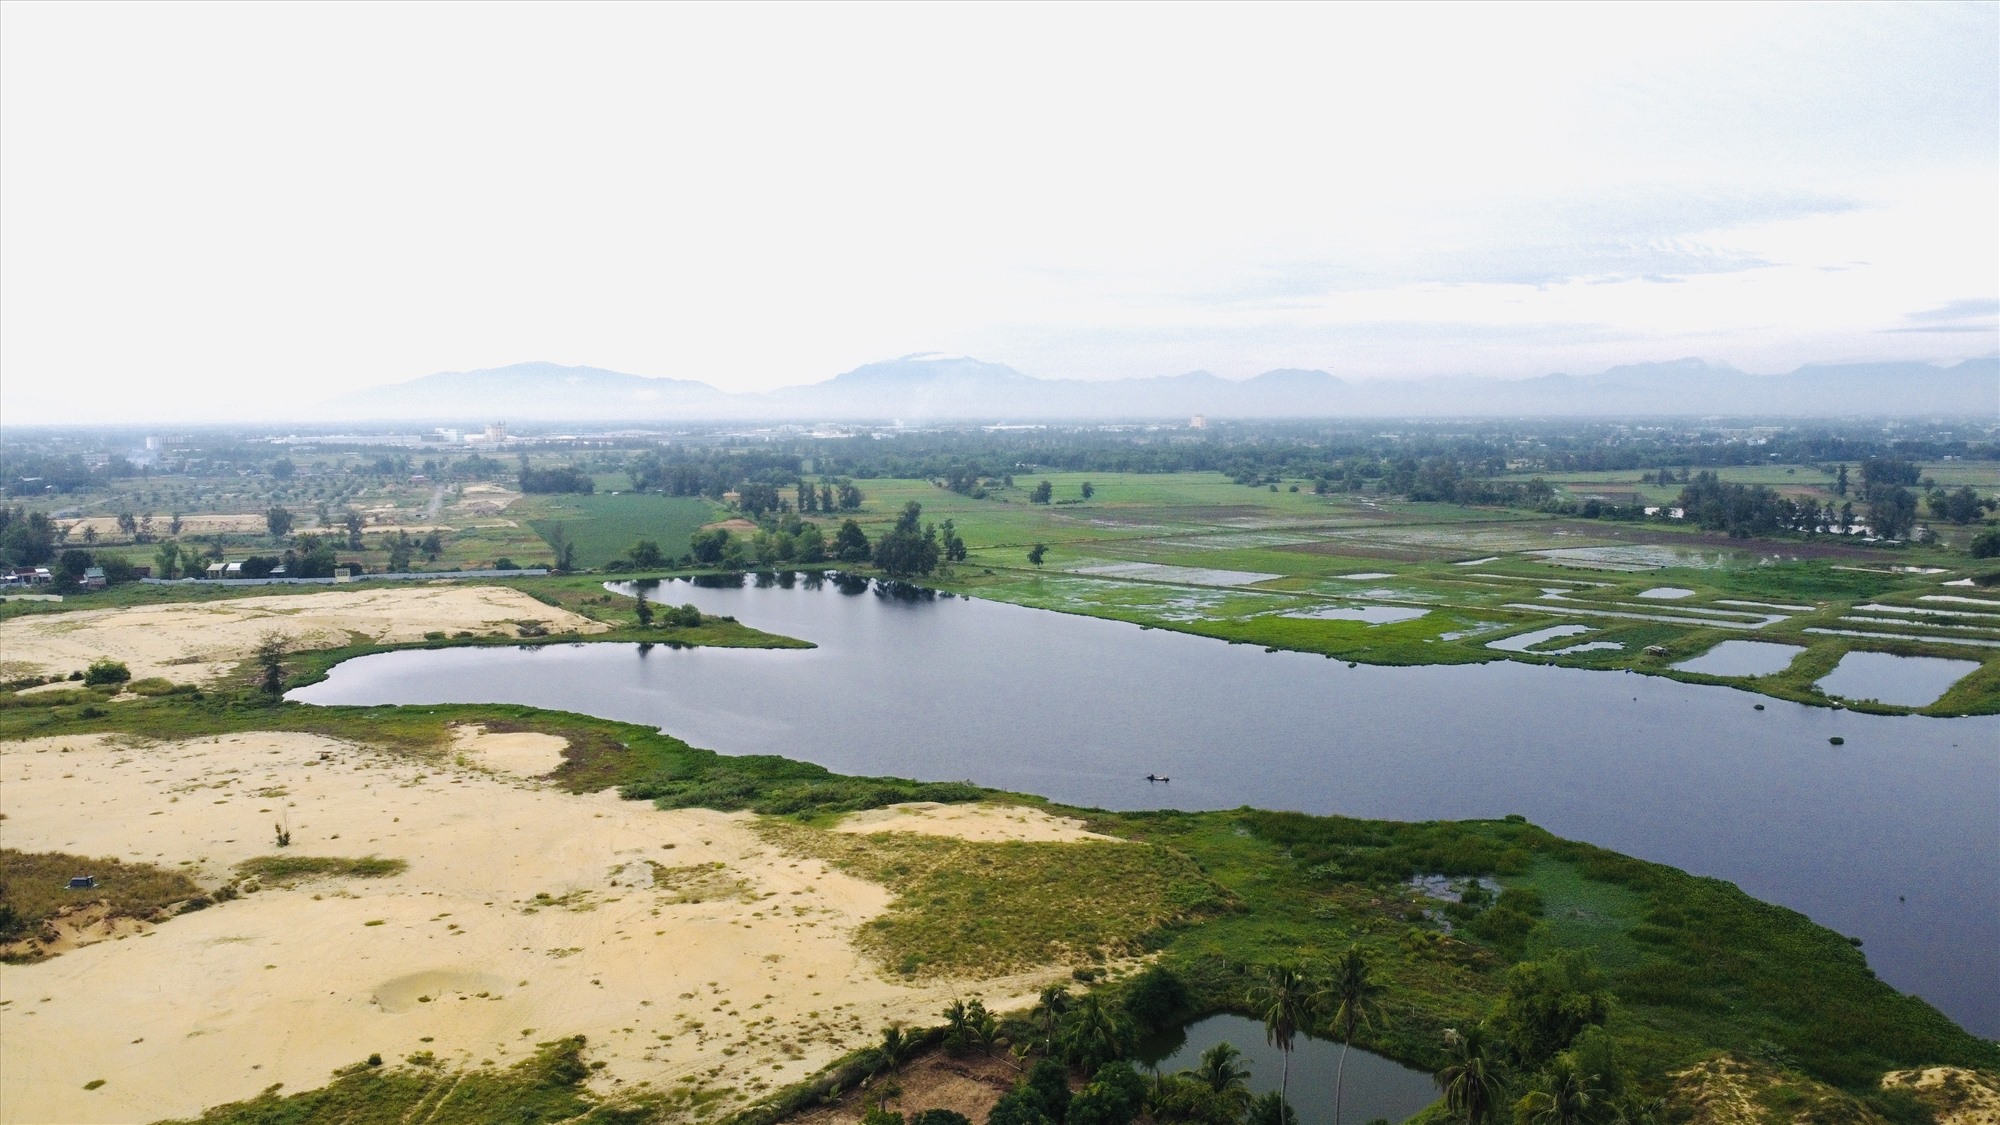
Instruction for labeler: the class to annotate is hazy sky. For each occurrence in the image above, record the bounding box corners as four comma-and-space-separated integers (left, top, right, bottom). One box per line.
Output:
2, 3, 1995, 423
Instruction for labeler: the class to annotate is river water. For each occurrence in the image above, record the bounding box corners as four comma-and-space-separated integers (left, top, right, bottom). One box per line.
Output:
291, 574, 2000, 1036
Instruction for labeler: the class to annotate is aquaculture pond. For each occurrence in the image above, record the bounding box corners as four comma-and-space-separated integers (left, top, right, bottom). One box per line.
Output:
1814, 651, 1984, 708
294, 575, 2000, 1036
1673, 640, 1805, 678
1135, 1014, 1437, 1124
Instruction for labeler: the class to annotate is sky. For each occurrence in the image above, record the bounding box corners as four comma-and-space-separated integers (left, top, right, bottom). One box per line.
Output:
2, 2, 1995, 424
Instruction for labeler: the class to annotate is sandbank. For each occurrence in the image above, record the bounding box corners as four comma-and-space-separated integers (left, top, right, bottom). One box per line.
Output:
0, 585, 605, 685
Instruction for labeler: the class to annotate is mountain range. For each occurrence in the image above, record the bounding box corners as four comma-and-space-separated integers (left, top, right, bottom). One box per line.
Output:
326, 353, 2000, 423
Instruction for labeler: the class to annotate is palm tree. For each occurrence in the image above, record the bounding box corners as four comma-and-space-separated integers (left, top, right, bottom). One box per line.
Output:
1248, 964, 1319, 1118
1516, 1057, 1596, 1125
1436, 1026, 1504, 1125
1193, 1041, 1256, 1117
1326, 945, 1388, 1125
1034, 984, 1073, 1054
1062, 993, 1130, 1072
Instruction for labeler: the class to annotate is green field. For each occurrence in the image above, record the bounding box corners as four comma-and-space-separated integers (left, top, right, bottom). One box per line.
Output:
767, 471, 1999, 714
522, 492, 723, 568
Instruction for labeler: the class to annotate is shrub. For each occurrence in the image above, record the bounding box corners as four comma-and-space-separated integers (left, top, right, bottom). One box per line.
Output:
82, 659, 130, 687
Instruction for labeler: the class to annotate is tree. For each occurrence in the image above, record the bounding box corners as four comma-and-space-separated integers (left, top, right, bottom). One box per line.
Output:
796, 521, 827, 563
266, 506, 295, 539
343, 509, 365, 549
1192, 1041, 1254, 1117
386, 531, 414, 572
270, 457, 295, 480
1514, 1056, 1598, 1125
1081, 481, 1095, 499
154, 541, 181, 580
1248, 964, 1318, 1116
634, 587, 653, 627
1031, 480, 1053, 504
1027, 543, 1047, 568
116, 511, 138, 537
253, 632, 287, 698
1248, 1092, 1299, 1125
834, 519, 871, 563
939, 519, 967, 564
1327, 944, 1388, 1125
1061, 993, 1132, 1073
873, 506, 941, 577
1436, 1025, 1505, 1125
630, 539, 665, 569
1031, 984, 1073, 1054
1069, 1062, 1147, 1125
1490, 951, 1611, 1070
1971, 529, 2000, 559
690, 529, 730, 566
421, 530, 444, 563
544, 525, 573, 571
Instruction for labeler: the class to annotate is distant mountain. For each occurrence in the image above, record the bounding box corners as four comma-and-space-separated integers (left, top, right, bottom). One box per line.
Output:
326, 361, 733, 422
327, 354, 1998, 423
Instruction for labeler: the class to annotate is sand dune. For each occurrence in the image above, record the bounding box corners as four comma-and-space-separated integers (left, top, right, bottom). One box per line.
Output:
0, 732, 1065, 1124
0, 585, 605, 685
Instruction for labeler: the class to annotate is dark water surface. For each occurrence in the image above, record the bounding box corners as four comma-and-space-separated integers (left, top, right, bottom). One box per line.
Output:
293, 575, 2000, 1036
1136, 1013, 1437, 1124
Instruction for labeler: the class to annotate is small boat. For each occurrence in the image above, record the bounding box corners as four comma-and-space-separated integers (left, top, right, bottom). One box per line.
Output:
1145, 773, 1170, 783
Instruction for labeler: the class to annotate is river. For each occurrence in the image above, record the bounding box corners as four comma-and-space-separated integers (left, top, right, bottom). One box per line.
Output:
291, 573, 2000, 1036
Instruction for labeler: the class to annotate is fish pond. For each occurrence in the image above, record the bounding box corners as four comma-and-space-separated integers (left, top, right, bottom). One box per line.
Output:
294, 574, 2000, 1036
1814, 652, 1985, 708
1135, 1014, 1437, 1124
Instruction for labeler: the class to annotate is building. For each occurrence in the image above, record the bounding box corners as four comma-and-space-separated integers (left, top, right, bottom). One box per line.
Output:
81, 567, 106, 590
484, 421, 508, 444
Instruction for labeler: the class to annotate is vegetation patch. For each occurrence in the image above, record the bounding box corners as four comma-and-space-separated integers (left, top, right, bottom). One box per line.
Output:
647, 859, 754, 904
155, 1035, 719, 1124
0, 848, 203, 956
231, 854, 408, 887
759, 820, 1234, 978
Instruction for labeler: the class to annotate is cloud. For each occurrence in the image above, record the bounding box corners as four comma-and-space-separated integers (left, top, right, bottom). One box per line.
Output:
1881, 298, 2000, 335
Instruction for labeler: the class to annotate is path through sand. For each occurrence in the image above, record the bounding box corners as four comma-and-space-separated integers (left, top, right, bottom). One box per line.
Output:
0, 585, 605, 685
0, 732, 1064, 1124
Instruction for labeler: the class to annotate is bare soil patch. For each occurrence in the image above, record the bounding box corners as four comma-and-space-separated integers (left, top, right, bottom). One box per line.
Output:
0, 585, 605, 685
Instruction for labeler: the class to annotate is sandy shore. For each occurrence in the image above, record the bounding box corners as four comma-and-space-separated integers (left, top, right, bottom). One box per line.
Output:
834, 802, 1118, 844
0, 732, 1066, 1124
0, 586, 605, 685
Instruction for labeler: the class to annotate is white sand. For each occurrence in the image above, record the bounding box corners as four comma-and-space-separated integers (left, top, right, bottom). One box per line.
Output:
449, 724, 569, 778
1882, 1068, 2000, 1125
0, 733, 1065, 1124
0, 586, 606, 685
834, 802, 1119, 844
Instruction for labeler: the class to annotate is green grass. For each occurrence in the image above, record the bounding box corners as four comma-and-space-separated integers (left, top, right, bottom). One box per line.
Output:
0, 848, 203, 952
523, 492, 723, 568
155, 1035, 719, 1124
758, 820, 1233, 978
232, 854, 408, 886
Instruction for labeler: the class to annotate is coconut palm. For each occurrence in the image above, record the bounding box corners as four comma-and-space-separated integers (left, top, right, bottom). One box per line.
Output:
1062, 993, 1130, 1072
1248, 964, 1319, 1118
1193, 1041, 1256, 1117
1033, 984, 1073, 1054
1516, 1057, 1596, 1125
1436, 1025, 1504, 1125
1326, 945, 1388, 1125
